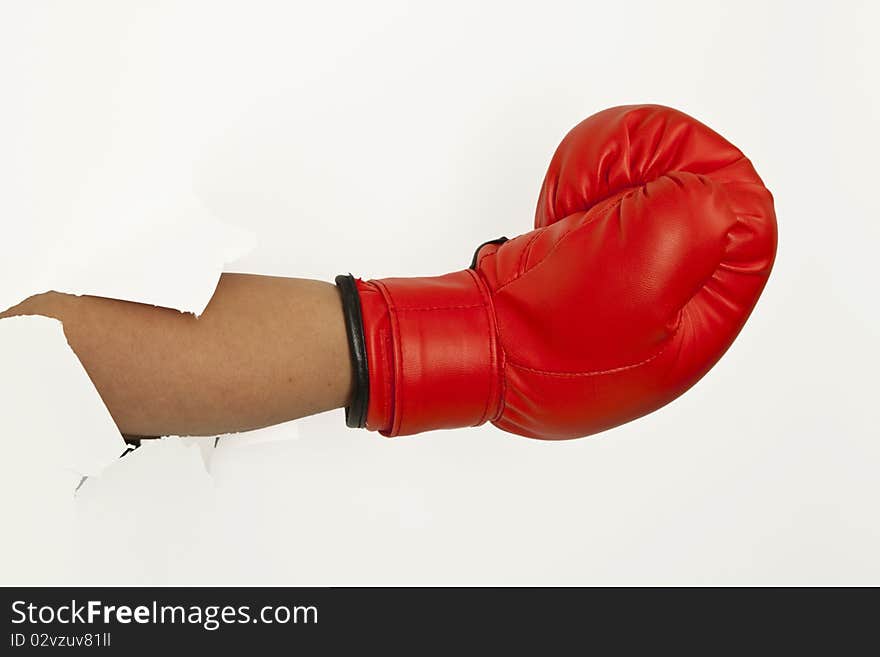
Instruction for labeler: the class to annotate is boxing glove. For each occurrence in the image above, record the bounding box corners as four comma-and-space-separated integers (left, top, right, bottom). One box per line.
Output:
335, 104, 777, 440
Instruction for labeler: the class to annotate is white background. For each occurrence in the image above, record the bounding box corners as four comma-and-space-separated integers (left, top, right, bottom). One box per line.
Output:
1, 0, 877, 585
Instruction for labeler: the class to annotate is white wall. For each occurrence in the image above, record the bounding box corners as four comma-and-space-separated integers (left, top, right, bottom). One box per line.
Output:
1, 0, 877, 585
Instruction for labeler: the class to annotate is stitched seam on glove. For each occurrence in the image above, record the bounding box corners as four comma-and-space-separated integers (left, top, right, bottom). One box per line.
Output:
472, 252, 507, 422
496, 346, 508, 423
499, 307, 684, 378
393, 304, 485, 311
516, 230, 543, 279
465, 267, 502, 426
494, 191, 633, 293
505, 335, 674, 377
372, 280, 403, 436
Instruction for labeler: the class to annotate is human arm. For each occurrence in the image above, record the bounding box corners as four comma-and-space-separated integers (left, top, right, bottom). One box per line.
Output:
0, 273, 353, 437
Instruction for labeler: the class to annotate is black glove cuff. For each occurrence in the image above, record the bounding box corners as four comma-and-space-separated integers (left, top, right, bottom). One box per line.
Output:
334, 274, 369, 428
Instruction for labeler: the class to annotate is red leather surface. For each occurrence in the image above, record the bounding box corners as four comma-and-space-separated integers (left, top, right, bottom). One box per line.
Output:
356, 271, 502, 436
356, 105, 777, 439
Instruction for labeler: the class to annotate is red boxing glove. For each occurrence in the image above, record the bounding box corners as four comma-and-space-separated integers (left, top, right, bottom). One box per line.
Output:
336, 105, 777, 440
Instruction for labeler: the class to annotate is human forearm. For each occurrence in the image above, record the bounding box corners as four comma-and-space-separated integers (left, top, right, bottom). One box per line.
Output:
0, 274, 353, 437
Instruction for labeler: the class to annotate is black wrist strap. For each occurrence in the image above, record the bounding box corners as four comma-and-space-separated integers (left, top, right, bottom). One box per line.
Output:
469, 236, 509, 269
335, 274, 369, 428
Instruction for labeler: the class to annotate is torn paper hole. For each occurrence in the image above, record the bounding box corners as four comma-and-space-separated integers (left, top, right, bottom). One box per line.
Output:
0, 316, 127, 584
0, 175, 256, 318
74, 438, 218, 584
0, 312, 303, 583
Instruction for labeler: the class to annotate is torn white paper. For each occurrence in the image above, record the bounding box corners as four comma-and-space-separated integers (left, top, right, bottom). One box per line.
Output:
0, 316, 127, 584
0, 177, 255, 318
1, 4, 257, 317
74, 438, 218, 585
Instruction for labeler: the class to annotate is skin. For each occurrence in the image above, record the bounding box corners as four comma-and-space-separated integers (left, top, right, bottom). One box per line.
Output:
0, 274, 354, 438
